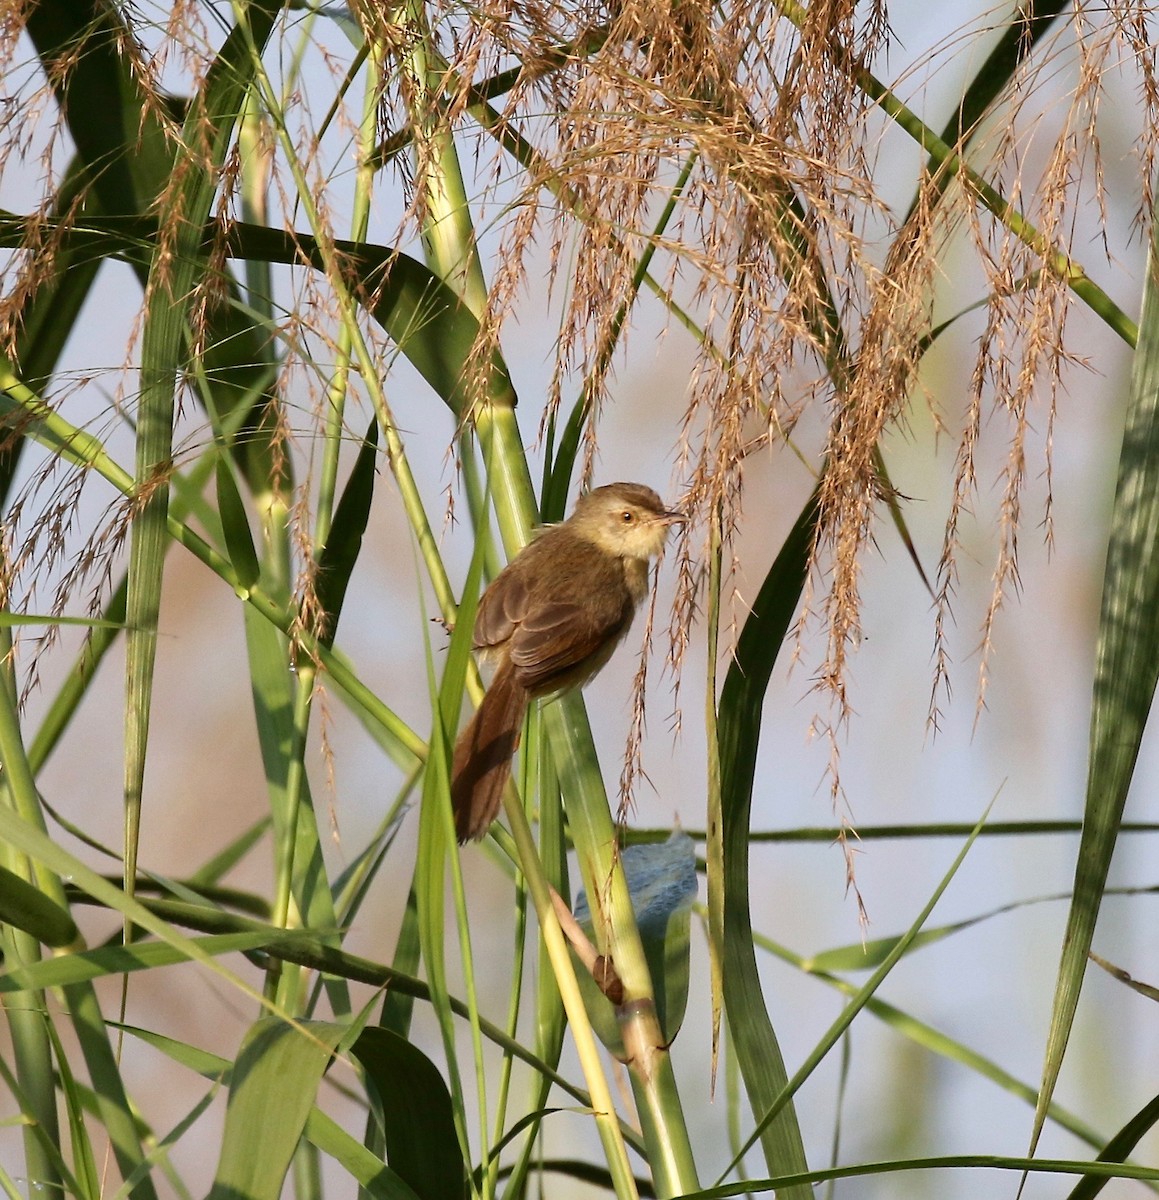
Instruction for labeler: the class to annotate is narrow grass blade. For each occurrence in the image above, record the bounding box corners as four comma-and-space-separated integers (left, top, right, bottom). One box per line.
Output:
0, 932, 304, 993
113, 934, 623, 1128
378, 889, 421, 1037
124, 0, 282, 917
1066, 1092, 1159, 1200
361, 889, 423, 1200
0, 862, 79, 947
222, 221, 517, 414
46, 1015, 101, 1200
0, 210, 518, 415
1, 630, 163, 1198
122, 1023, 423, 1199
317, 418, 379, 649
704, 500, 725, 1083
1089, 951, 1159, 1002
0, 1039, 71, 1197
0, 613, 124, 630
215, 454, 260, 593
751, 924, 1117, 1154
0, 799, 289, 1025
723, 808, 989, 1176
414, 528, 488, 1164
667, 1154, 1159, 1195
187, 817, 272, 887
0, 634, 66, 1193
545, 695, 697, 1199
2, 365, 426, 778
1028, 220, 1159, 1156
0, 153, 103, 509
240, 521, 349, 1016
195, 280, 281, 495
904, 0, 1071, 224
62, 979, 163, 1200
714, 486, 820, 1193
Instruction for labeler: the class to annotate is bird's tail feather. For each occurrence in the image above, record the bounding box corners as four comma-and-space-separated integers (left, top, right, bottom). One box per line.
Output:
450, 664, 528, 841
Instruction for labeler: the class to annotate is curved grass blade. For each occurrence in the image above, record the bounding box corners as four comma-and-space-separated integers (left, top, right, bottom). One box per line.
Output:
1, 364, 425, 773
350, 1027, 466, 1200
1027, 217, 1159, 1159
0, 862, 79, 948
0, 630, 67, 1195
23, 0, 173, 220
1089, 951, 1159, 1002
0, 1045, 72, 1198
317, 418, 379, 649
414, 526, 488, 1168
2, 628, 165, 1200
649, 1154, 1159, 1195
714, 486, 820, 1194
122, 1023, 424, 1199
220, 222, 517, 417
721, 809, 990, 1183
750, 925, 1116, 1156
903, 0, 1072, 224
0, 154, 104, 510
1066, 1091, 1159, 1200
215, 454, 260, 593
0, 932, 306, 993
77, 898, 642, 1153
45, 1014, 101, 1200
0, 211, 517, 415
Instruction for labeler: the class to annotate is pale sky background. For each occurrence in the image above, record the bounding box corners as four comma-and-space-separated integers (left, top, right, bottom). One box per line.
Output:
3, 0, 1159, 1197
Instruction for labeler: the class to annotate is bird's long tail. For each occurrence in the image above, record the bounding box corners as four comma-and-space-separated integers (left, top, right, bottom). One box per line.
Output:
450, 663, 528, 842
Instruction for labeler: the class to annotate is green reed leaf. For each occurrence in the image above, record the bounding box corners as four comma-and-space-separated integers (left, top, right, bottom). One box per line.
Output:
1028, 211, 1159, 1158
714, 486, 820, 1194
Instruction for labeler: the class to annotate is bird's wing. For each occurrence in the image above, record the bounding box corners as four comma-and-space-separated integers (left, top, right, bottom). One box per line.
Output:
473, 567, 527, 651
507, 594, 632, 691
473, 532, 635, 691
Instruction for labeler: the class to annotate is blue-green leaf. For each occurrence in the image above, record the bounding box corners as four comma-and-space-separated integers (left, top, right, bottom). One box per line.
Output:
572, 832, 698, 1052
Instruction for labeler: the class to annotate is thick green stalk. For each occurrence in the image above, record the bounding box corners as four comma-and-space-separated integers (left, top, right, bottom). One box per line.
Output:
235, 23, 459, 643
123, 0, 281, 936
545, 699, 700, 1197
393, 11, 697, 1190
704, 501, 724, 1082
501, 779, 641, 1200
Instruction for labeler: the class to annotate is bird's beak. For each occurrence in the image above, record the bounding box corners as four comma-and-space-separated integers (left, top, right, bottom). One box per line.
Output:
659, 509, 687, 526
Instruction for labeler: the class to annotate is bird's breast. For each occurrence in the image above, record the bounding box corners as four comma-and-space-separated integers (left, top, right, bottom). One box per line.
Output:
622, 556, 650, 604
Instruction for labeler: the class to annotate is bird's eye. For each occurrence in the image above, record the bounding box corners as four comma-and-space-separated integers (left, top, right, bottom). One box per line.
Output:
620, 510, 635, 523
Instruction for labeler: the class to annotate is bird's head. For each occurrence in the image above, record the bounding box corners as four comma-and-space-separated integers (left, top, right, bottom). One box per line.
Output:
570, 482, 685, 560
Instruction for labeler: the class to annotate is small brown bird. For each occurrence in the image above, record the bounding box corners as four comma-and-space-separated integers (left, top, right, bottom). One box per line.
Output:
450, 482, 684, 841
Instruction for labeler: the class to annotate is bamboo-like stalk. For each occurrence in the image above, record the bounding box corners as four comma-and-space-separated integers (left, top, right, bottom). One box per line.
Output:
389, 5, 701, 1192
545, 698, 701, 1198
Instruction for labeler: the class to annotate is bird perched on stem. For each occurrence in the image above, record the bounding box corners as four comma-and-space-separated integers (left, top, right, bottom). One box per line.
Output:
450, 482, 684, 842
